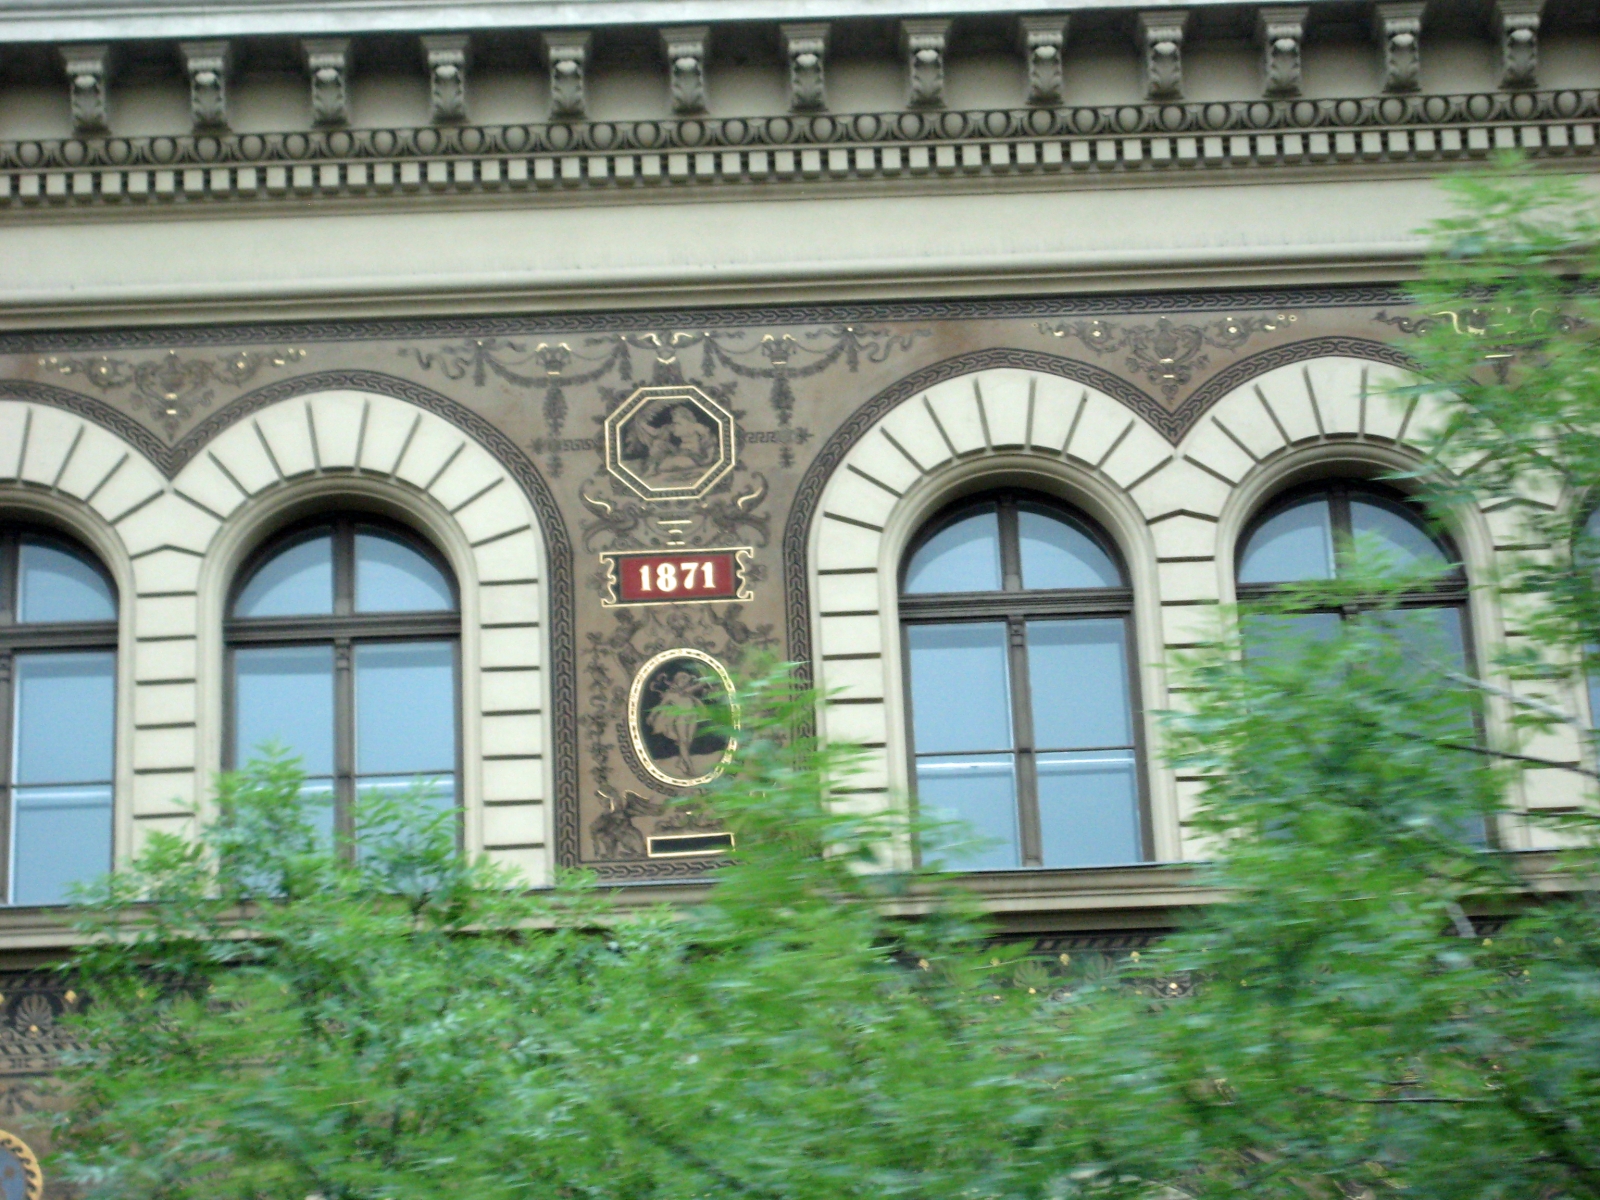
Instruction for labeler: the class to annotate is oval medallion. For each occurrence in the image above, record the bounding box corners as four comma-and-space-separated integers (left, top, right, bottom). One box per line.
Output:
628, 649, 739, 789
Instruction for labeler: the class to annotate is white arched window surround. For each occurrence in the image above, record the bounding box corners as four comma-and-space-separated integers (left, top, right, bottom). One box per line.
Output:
813, 446, 1178, 868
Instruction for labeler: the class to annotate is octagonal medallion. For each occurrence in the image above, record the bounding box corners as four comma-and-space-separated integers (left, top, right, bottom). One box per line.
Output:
604, 385, 736, 502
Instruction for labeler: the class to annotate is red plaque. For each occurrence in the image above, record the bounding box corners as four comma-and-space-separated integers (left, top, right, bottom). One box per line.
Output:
600, 548, 753, 606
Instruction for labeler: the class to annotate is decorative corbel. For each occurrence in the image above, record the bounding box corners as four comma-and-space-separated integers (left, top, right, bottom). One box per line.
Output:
1257, 6, 1307, 98
1018, 15, 1068, 106
178, 40, 229, 129
901, 19, 950, 110
1495, 0, 1542, 90
542, 30, 590, 119
302, 38, 349, 127
60, 43, 110, 133
780, 23, 828, 112
661, 26, 709, 115
1373, 2, 1423, 94
422, 34, 469, 123
1136, 11, 1187, 100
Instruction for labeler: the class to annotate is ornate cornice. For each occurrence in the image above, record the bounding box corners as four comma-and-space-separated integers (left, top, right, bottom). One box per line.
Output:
0, 88, 1594, 209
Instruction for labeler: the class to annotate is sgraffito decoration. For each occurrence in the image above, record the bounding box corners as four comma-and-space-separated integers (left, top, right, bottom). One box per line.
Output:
627, 647, 740, 790
605, 385, 736, 502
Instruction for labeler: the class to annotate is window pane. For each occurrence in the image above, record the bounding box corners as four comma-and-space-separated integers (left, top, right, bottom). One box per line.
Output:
14, 652, 114, 784
357, 773, 457, 817
234, 645, 335, 775
1037, 751, 1141, 868
1241, 612, 1344, 661
355, 528, 454, 613
234, 533, 333, 617
903, 508, 1001, 594
11, 784, 113, 906
1238, 498, 1335, 584
915, 753, 1019, 871
1371, 605, 1468, 673
907, 623, 1012, 754
1018, 509, 1122, 589
1026, 619, 1133, 750
18, 537, 114, 623
1349, 498, 1450, 571
355, 642, 455, 775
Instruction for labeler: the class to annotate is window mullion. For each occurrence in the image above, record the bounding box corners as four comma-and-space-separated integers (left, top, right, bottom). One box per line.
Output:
0, 649, 12, 905
334, 636, 356, 854
334, 518, 355, 618
998, 499, 1023, 593
0, 531, 15, 627
1007, 616, 1042, 868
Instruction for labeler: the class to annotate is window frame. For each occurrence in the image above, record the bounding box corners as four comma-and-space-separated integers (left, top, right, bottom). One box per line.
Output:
898, 490, 1152, 870
1235, 480, 1493, 844
1235, 480, 1470, 613
0, 525, 119, 905
223, 514, 463, 851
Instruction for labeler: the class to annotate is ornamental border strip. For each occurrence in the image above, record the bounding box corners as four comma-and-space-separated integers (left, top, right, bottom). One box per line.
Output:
0, 88, 1595, 207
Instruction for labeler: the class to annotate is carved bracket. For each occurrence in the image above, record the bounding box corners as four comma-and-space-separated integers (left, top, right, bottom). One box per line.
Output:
1496, 0, 1543, 90
1373, 2, 1423, 94
901, 18, 950, 110
60, 43, 110, 134
422, 34, 469, 124
543, 30, 590, 119
1018, 15, 1068, 106
302, 38, 349, 127
178, 40, 229, 130
780, 23, 828, 112
661, 26, 709, 116
1137, 11, 1187, 101
1257, 6, 1307, 98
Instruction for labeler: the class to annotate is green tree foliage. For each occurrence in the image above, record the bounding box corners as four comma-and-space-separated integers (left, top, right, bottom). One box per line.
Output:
51, 163, 1600, 1199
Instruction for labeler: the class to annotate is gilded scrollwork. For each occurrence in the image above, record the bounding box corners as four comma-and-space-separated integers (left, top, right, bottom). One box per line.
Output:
1037, 312, 1296, 400
39, 347, 306, 435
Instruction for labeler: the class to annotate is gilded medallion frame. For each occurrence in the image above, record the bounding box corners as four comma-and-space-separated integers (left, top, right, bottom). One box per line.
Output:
603, 385, 737, 502
626, 647, 740, 789
0, 1129, 44, 1200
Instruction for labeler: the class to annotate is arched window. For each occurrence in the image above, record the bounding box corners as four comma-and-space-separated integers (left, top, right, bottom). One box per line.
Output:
900, 492, 1145, 872
1236, 482, 1470, 661
0, 527, 117, 905
227, 517, 460, 846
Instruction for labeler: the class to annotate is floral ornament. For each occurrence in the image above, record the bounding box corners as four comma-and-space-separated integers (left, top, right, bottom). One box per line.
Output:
1037, 313, 1296, 400
41, 348, 306, 436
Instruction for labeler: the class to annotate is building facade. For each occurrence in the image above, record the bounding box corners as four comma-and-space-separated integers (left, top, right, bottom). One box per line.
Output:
0, 0, 1597, 1189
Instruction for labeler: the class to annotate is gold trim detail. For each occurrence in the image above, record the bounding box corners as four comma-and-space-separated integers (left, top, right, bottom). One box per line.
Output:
647, 831, 736, 858
598, 546, 755, 607
0, 1129, 44, 1200
626, 647, 740, 788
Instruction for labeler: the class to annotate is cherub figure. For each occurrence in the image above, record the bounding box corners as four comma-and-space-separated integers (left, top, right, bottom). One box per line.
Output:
649, 667, 716, 777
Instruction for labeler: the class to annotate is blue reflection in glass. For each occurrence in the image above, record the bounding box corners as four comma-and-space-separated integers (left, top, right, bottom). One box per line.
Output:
355, 641, 455, 775
18, 538, 114, 623
906, 623, 1011, 754
233, 644, 335, 775
916, 754, 1019, 871
10, 650, 115, 906
234, 533, 333, 617
13, 785, 112, 906
1350, 499, 1449, 570
1242, 611, 1344, 661
1036, 751, 1140, 867
1018, 509, 1121, 589
1026, 619, 1131, 750
355, 528, 454, 613
14, 652, 114, 784
1239, 498, 1335, 584
904, 509, 1001, 594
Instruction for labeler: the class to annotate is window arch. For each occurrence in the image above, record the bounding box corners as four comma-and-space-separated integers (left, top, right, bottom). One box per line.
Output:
1236, 481, 1471, 659
226, 515, 460, 847
0, 526, 117, 905
900, 491, 1147, 872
